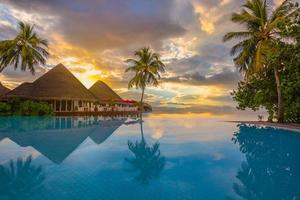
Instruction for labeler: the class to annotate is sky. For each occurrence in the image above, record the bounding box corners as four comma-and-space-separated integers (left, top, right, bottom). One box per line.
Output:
0, 0, 285, 115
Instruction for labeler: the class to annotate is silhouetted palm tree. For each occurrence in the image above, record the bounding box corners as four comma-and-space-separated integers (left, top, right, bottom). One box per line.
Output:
125, 47, 165, 109
125, 115, 165, 185
0, 21, 49, 75
223, 0, 299, 122
0, 155, 45, 199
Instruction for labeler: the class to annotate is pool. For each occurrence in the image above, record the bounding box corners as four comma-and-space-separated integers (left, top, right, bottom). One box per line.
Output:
0, 115, 299, 200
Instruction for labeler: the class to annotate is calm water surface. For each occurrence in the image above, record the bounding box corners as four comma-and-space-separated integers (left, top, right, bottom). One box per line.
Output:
0, 114, 299, 200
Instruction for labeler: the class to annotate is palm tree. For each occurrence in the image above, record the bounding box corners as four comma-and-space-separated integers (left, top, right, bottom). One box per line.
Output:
0, 21, 49, 75
125, 47, 166, 110
223, 0, 299, 122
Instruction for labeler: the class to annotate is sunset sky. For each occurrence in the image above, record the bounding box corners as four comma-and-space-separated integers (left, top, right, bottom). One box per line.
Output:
0, 0, 283, 114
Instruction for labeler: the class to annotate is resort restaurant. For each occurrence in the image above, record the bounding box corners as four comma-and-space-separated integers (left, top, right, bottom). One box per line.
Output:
2, 63, 138, 114
89, 80, 138, 112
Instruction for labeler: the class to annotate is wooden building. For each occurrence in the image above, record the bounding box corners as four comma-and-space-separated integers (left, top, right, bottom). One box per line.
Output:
2, 63, 139, 115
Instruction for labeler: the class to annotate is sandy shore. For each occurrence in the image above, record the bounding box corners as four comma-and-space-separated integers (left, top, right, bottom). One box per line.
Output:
227, 121, 300, 132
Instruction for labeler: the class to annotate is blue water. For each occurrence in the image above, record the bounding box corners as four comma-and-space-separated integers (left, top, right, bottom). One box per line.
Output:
0, 115, 299, 200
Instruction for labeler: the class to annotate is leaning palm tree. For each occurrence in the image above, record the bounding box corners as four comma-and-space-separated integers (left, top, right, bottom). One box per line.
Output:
223, 0, 299, 122
125, 47, 165, 109
0, 21, 49, 75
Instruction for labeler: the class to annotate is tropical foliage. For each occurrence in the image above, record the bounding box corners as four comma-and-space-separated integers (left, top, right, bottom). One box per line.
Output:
231, 5, 300, 123
125, 47, 166, 108
0, 99, 53, 116
224, 0, 300, 122
0, 21, 49, 74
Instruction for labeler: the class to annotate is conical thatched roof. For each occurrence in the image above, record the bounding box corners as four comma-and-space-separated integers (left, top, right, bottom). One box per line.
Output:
5, 64, 97, 101
0, 82, 10, 97
31, 63, 97, 101
5, 82, 33, 98
89, 80, 122, 102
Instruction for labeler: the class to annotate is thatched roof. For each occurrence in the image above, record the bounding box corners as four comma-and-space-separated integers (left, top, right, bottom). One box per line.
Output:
0, 82, 10, 97
89, 80, 122, 102
5, 82, 33, 98
6, 63, 97, 101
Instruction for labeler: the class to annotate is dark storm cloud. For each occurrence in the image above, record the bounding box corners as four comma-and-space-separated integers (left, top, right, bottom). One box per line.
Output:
163, 69, 241, 87
198, 44, 231, 63
167, 55, 211, 74
166, 43, 233, 77
2, 0, 186, 50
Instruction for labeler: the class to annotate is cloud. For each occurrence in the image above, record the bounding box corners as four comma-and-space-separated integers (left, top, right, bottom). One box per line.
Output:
2, 0, 186, 51
0, 0, 252, 115
207, 94, 233, 103
153, 104, 235, 114
163, 69, 241, 87
118, 90, 156, 102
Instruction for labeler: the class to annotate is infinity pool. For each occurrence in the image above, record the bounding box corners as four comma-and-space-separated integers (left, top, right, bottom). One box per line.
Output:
0, 115, 299, 200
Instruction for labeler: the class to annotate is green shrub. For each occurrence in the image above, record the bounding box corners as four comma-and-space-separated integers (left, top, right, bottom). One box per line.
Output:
19, 100, 53, 116
0, 102, 11, 115
0, 99, 53, 116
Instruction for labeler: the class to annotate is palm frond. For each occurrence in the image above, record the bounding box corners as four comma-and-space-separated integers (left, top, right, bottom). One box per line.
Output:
125, 47, 166, 91
223, 31, 253, 42
0, 21, 49, 74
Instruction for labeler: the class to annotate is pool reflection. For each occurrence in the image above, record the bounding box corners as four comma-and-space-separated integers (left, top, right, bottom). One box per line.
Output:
230, 124, 300, 200
0, 156, 45, 200
0, 116, 299, 199
0, 116, 127, 164
125, 115, 165, 185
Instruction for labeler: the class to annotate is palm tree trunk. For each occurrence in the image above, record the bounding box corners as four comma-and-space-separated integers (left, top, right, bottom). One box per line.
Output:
274, 67, 284, 123
140, 87, 145, 112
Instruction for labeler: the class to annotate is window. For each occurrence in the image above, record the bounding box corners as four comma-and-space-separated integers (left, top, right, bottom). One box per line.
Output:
61, 100, 66, 111
67, 100, 72, 111
55, 100, 60, 111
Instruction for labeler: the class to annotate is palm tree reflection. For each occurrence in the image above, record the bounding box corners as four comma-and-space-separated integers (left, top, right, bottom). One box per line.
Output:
0, 155, 45, 199
126, 115, 165, 185
230, 124, 300, 199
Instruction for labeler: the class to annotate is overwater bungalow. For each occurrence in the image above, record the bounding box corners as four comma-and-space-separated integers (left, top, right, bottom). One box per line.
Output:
89, 80, 138, 112
2, 64, 139, 115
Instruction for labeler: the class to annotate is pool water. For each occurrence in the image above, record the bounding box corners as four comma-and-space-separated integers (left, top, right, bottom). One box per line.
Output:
0, 115, 299, 200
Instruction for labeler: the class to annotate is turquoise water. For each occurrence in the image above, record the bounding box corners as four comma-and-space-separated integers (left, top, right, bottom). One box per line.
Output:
0, 115, 299, 200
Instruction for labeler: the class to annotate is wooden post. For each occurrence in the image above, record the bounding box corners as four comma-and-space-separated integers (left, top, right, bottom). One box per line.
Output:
60, 99, 62, 112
